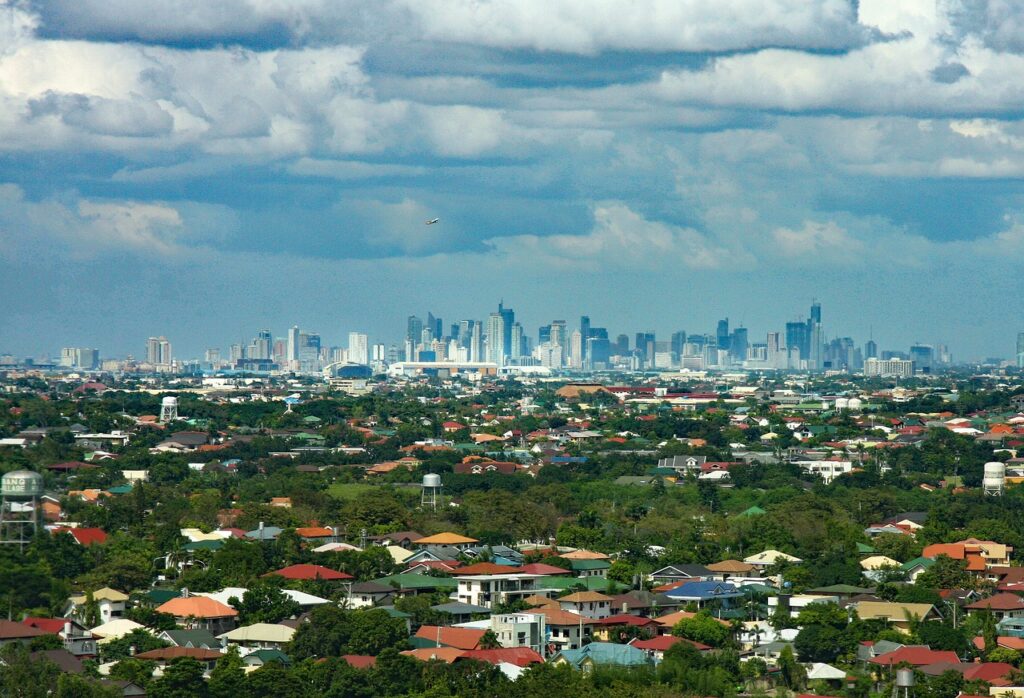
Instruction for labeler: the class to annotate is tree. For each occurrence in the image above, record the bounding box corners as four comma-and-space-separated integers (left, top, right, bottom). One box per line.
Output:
54, 675, 121, 698
777, 645, 806, 690
917, 621, 969, 653
208, 647, 246, 698
0, 643, 60, 697
230, 579, 301, 624
100, 628, 169, 663
147, 657, 208, 698
916, 555, 970, 590
794, 624, 849, 663
672, 611, 731, 647
245, 660, 302, 698
795, 602, 848, 629
479, 629, 501, 649
108, 658, 155, 688
288, 606, 407, 659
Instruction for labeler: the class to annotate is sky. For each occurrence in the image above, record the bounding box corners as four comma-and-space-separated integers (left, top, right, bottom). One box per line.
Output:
1, 0, 1023, 361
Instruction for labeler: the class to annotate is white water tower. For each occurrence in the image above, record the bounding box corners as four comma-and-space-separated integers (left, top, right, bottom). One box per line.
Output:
1, 470, 44, 551
893, 667, 914, 698
159, 396, 179, 424
983, 461, 1006, 496
421, 473, 442, 510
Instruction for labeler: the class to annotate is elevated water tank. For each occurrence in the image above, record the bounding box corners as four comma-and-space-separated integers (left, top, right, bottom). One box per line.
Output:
895, 668, 915, 688
1, 470, 44, 498
422, 473, 442, 488
983, 461, 1006, 496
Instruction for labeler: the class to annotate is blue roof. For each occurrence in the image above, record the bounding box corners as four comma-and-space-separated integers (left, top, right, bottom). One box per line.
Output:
555, 642, 650, 668
550, 456, 588, 463
665, 581, 743, 601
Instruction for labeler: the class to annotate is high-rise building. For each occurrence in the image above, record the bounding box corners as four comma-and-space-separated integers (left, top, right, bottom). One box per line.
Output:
470, 321, 483, 362
498, 301, 514, 360
615, 334, 629, 356
909, 344, 934, 373
730, 327, 748, 362
785, 321, 809, 361
146, 336, 172, 367
1017, 332, 1024, 369
348, 332, 369, 365
716, 318, 730, 352
864, 339, 878, 360
569, 330, 583, 368
807, 302, 823, 370
205, 348, 221, 364
579, 316, 591, 361
486, 312, 506, 365
538, 324, 551, 345
426, 312, 443, 340
407, 316, 423, 344
670, 331, 687, 358
511, 323, 524, 360
287, 326, 300, 363
250, 329, 272, 360
865, 357, 914, 378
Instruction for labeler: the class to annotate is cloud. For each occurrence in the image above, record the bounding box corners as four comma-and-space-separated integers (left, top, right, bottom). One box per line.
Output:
485, 203, 733, 271
772, 220, 864, 260
28, 91, 174, 136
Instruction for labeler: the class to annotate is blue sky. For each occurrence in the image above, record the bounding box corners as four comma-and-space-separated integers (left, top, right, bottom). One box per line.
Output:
1, 0, 1023, 361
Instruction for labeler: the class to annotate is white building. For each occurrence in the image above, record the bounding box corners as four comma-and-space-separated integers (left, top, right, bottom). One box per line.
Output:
347, 332, 369, 365
455, 574, 550, 610
864, 358, 915, 378
490, 613, 547, 656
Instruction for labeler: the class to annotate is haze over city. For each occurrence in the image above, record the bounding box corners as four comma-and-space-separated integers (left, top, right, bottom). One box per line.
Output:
2, 1, 1024, 360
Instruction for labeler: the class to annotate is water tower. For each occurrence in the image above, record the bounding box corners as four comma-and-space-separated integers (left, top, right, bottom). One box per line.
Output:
421, 473, 442, 510
893, 667, 914, 698
159, 396, 178, 424
1, 470, 44, 551
983, 461, 1006, 496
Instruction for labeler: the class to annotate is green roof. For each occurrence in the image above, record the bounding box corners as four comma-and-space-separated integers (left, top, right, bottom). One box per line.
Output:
182, 539, 225, 551
737, 505, 766, 517
857, 542, 876, 554
538, 577, 628, 593
378, 606, 412, 619
901, 556, 936, 572
146, 588, 182, 604
569, 559, 611, 570
372, 574, 458, 590
107, 485, 133, 495
807, 584, 874, 595
302, 415, 322, 423
245, 649, 291, 665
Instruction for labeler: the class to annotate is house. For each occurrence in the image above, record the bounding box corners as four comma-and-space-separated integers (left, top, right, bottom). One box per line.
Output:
21, 618, 96, 657
630, 635, 709, 662
157, 628, 220, 650
242, 648, 292, 668
265, 564, 353, 582
294, 527, 338, 544
965, 593, 1024, 621
412, 532, 479, 550
569, 558, 610, 578
412, 626, 485, 651
0, 620, 52, 647
767, 594, 839, 619
664, 581, 743, 611
743, 550, 803, 568
431, 602, 493, 624
868, 645, 959, 667
135, 646, 223, 671
453, 459, 522, 475
155, 596, 238, 635
455, 573, 550, 609
219, 622, 296, 650
64, 588, 128, 624
490, 612, 547, 655
551, 641, 650, 670
852, 601, 936, 633
557, 591, 613, 620
527, 607, 595, 651
900, 557, 936, 583
649, 564, 713, 585
88, 619, 144, 642
922, 539, 1013, 574
592, 614, 662, 642
458, 647, 544, 668
367, 531, 423, 549
52, 527, 108, 547
705, 559, 758, 580
348, 577, 395, 605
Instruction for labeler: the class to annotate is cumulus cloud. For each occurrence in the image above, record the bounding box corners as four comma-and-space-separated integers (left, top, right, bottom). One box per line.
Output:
772, 220, 864, 260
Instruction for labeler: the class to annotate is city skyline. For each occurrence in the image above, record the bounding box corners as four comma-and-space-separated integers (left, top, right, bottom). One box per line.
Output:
4, 3, 1024, 359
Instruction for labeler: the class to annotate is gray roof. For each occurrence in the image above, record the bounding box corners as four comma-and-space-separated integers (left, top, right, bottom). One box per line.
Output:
160, 628, 219, 649
431, 602, 492, 616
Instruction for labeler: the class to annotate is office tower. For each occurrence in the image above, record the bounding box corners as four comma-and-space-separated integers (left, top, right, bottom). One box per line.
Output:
459, 320, 474, 347
60, 348, 75, 367
247, 329, 271, 360
810, 301, 821, 324
730, 327, 748, 362
588, 336, 611, 367
670, 331, 687, 358
272, 339, 286, 364
807, 301, 823, 370
653, 340, 673, 368
615, 334, 630, 356
230, 343, 243, 362
864, 339, 878, 360
635, 332, 655, 365
404, 338, 415, 362
348, 332, 369, 365
785, 321, 809, 361
909, 344, 934, 373
287, 326, 300, 362
550, 321, 566, 348
511, 323, 524, 360
716, 318, 730, 352
569, 330, 583, 368
425, 312, 443, 340
538, 324, 551, 345
1018, 332, 1024, 368
372, 343, 386, 362
470, 321, 483, 362
205, 348, 220, 363
579, 316, 591, 362
146, 337, 160, 365
486, 312, 506, 365
407, 316, 423, 344
450, 323, 460, 342
498, 301, 514, 360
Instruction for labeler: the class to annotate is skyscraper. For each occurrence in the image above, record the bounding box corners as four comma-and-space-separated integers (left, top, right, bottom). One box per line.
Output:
731, 327, 748, 362
407, 316, 423, 344
1017, 332, 1024, 369
670, 331, 687, 358
569, 329, 583, 368
716, 318, 730, 352
348, 332, 369, 365
146, 336, 172, 367
864, 339, 878, 360
579, 315, 591, 362
486, 312, 506, 365
287, 326, 300, 363
498, 301, 514, 360
470, 321, 483, 362
511, 323, 524, 360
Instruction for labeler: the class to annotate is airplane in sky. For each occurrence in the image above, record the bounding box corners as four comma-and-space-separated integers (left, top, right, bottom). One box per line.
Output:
425, 218, 439, 225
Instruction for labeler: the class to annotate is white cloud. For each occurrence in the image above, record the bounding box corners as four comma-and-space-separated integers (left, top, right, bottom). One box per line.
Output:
772, 220, 864, 260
